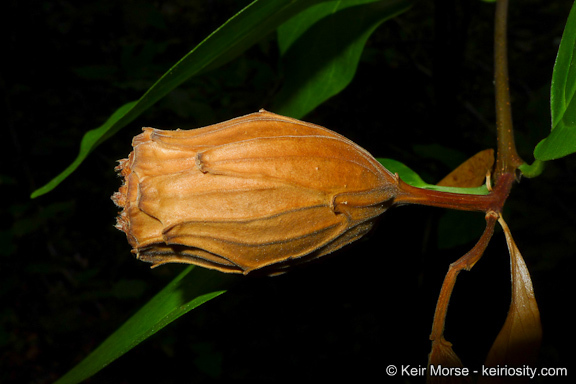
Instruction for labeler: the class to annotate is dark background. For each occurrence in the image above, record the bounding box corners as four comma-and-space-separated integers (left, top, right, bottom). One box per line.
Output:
2, 0, 574, 382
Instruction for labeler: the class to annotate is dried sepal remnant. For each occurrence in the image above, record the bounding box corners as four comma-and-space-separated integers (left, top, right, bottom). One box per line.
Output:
112, 109, 399, 275
481, 217, 542, 374
437, 149, 495, 188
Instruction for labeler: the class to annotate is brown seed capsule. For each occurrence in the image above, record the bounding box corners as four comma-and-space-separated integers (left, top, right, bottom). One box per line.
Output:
112, 109, 399, 275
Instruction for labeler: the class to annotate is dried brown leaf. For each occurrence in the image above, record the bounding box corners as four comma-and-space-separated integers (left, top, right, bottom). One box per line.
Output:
437, 149, 494, 188
478, 217, 542, 383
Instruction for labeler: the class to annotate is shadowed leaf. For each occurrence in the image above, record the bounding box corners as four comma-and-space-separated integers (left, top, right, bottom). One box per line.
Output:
273, 0, 412, 119
54, 267, 237, 384
30, 0, 336, 199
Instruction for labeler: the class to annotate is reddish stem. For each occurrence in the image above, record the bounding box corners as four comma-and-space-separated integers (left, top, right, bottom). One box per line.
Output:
429, 212, 498, 343
399, 1, 528, 375
393, 173, 514, 214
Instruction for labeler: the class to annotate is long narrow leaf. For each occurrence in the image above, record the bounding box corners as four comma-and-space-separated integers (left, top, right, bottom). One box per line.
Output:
534, 0, 576, 161
54, 266, 237, 384
273, 0, 412, 119
31, 0, 335, 199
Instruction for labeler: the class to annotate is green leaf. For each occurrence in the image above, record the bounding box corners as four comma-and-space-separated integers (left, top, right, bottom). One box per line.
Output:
30, 100, 138, 199
31, 0, 336, 199
534, 0, 576, 161
54, 266, 237, 384
518, 159, 545, 178
377, 158, 490, 195
273, 0, 412, 119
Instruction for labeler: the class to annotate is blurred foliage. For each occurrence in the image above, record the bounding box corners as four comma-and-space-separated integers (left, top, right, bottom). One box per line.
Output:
2, 0, 575, 383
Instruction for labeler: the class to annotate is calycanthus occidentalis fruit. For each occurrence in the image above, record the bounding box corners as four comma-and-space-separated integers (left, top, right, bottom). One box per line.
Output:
112, 109, 400, 275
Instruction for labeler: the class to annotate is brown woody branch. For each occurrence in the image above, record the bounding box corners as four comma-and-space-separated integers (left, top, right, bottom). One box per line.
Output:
494, 0, 524, 177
